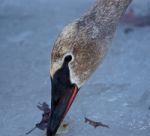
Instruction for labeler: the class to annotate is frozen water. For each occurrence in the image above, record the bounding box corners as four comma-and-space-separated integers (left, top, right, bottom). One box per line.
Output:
0, 0, 150, 136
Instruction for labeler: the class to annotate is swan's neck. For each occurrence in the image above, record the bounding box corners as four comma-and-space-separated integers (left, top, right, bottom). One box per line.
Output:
94, 0, 131, 24
79, 0, 132, 39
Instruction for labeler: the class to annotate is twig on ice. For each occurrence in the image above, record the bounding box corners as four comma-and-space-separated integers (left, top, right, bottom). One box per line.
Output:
26, 126, 37, 135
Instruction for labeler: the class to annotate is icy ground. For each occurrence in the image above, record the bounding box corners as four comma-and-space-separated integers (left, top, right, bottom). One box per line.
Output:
0, 0, 150, 136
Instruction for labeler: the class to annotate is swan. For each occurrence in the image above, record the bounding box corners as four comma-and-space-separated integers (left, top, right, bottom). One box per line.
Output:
47, 0, 132, 135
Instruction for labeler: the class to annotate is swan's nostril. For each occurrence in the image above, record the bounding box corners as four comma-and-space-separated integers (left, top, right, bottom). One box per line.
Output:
64, 55, 72, 63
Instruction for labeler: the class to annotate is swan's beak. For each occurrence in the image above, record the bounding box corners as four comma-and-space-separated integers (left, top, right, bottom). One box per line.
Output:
47, 76, 79, 136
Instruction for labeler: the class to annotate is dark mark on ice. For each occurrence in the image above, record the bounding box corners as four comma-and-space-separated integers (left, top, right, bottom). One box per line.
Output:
26, 102, 51, 135
85, 117, 110, 128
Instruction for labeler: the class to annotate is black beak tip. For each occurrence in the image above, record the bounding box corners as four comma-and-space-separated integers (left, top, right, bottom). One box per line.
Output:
46, 128, 55, 136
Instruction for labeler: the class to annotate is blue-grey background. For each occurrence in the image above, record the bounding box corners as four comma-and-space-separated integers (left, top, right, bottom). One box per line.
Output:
0, 0, 150, 136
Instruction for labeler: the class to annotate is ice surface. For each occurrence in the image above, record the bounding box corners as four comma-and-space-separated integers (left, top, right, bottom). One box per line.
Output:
0, 0, 150, 136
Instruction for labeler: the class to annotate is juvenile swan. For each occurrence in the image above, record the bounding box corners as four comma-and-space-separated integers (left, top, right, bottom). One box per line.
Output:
47, 0, 132, 135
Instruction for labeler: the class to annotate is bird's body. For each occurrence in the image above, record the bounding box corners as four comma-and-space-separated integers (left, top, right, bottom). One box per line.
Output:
48, 0, 132, 135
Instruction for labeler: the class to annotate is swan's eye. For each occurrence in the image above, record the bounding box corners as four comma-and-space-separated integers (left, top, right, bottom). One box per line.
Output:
64, 55, 72, 63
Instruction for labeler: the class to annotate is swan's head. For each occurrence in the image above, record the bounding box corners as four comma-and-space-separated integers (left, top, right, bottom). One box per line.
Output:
47, 22, 106, 136
50, 22, 105, 87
